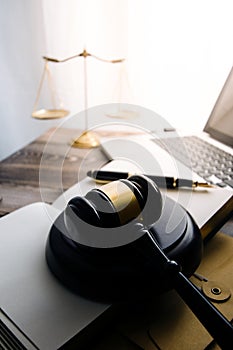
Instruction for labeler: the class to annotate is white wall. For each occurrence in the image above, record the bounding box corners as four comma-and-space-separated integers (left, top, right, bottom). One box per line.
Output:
0, 0, 59, 160
0, 0, 232, 160
127, 0, 233, 131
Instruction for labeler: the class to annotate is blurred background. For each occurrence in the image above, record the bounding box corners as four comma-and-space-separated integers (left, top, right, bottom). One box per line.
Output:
0, 0, 232, 160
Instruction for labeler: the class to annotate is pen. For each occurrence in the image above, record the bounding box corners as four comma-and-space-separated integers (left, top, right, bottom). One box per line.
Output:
87, 170, 213, 189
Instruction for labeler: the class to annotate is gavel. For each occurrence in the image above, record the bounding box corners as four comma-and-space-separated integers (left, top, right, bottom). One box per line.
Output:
46, 175, 233, 349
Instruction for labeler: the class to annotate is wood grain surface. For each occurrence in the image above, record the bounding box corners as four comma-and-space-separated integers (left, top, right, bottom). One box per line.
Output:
0, 128, 109, 216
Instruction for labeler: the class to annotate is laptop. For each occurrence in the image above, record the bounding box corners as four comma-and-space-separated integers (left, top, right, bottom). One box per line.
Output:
100, 66, 233, 239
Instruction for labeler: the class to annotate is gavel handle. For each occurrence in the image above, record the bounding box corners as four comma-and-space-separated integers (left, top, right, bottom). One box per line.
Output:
174, 270, 233, 350
146, 230, 233, 350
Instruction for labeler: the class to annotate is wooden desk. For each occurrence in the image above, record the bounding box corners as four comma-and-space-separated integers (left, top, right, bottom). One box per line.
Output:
0, 128, 110, 216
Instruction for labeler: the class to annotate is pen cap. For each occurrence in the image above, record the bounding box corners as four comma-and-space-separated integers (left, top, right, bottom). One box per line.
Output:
64, 175, 163, 247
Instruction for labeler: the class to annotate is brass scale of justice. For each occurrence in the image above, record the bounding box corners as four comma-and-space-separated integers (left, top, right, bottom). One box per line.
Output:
32, 49, 125, 148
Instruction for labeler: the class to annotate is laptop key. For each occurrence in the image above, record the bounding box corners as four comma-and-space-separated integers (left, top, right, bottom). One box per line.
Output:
217, 182, 227, 188
224, 179, 233, 188
205, 175, 223, 184
217, 174, 231, 181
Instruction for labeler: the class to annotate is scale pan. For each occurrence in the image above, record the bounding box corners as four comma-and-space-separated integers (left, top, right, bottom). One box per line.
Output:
32, 109, 69, 120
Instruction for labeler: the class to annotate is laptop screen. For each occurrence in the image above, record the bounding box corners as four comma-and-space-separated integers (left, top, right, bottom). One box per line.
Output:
204, 66, 233, 147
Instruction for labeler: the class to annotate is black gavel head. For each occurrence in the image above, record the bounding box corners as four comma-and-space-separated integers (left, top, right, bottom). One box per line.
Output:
64, 175, 163, 248
46, 175, 202, 301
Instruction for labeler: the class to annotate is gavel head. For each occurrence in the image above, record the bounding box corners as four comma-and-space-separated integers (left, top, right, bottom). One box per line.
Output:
64, 175, 163, 248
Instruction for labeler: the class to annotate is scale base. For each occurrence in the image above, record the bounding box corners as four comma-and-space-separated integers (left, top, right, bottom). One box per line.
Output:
46, 197, 202, 302
71, 131, 100, 148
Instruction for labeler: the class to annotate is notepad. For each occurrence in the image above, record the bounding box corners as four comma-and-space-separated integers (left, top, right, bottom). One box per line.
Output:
0, 198, 114, 349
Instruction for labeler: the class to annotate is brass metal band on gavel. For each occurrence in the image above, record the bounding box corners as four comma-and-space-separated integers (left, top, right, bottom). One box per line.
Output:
99, 181, 141, 225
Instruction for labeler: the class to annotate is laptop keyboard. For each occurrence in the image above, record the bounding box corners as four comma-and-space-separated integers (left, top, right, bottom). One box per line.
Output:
153, 136, 233, 188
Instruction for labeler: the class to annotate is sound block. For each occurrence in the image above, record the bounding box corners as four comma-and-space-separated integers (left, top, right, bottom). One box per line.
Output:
46, 197, 202, 302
